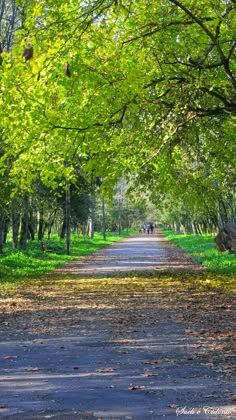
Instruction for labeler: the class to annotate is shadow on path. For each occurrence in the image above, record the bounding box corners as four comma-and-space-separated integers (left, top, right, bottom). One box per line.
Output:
1, 296, 235, 419
0, 231, 235, 419
55, 229, 203, 276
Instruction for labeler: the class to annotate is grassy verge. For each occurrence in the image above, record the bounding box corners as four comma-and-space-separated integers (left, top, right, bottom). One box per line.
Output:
0, 230, 137, 290
161, 228, 236, 274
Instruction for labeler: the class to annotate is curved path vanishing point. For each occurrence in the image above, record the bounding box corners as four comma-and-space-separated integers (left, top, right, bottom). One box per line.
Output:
56, 228, 203, 276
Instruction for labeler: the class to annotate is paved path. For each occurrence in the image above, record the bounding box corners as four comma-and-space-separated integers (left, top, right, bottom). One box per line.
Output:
56, 229, 202, 276
0, 230, 235, 419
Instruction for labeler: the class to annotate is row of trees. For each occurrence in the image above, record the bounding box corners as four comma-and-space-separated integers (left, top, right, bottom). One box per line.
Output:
0, 0, 236, 248
0, 177, 146, 253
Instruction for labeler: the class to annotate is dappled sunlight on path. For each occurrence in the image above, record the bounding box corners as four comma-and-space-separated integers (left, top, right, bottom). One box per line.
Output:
1, 233, 235, 419
0, 282, 235, 419
55, 229, 203, 276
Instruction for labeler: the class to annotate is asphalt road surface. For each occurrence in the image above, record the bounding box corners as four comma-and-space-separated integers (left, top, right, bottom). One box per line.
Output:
55, 229, 203, 276
0, 231, 235, 419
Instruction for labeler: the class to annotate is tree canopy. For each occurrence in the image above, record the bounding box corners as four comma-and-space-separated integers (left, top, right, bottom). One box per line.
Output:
0, 0, 235, 232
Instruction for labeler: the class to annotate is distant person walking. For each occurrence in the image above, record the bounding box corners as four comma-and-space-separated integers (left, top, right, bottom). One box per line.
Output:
146, 223, 154, 234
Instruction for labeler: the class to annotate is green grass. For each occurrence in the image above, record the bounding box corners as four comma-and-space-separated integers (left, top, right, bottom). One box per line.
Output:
161, 228, 236, 274
0, 230, 137, 289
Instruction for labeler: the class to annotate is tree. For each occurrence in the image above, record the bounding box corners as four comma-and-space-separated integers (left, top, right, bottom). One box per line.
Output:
0, 0, 235, 236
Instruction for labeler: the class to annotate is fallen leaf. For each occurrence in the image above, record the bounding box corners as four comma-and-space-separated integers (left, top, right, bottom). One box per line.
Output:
96, 368, 115, 373
199, 329, 207, 334
144, 359, 162, 365
3, 355, 17, 359
142, 372, 159, 377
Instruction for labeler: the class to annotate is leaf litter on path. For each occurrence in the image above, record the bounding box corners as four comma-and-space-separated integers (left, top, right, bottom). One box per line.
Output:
0, 233, 235, 418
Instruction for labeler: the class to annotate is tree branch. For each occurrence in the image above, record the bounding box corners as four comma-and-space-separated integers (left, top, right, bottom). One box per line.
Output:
140, 113, 197, 168
170, 0, 236, 89
50, 104, 127, 131
199, 87, 233, 108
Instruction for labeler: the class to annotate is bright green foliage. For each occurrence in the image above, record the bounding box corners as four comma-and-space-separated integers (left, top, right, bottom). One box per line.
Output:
0, 0, 235, 226
0, 230, 137, 288
162, 228, 236, 274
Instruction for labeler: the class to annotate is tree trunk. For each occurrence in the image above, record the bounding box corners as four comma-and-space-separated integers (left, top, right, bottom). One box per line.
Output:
28, 205, 35, 240
88, 194, 95, 238
126, 203, 129, 233
217, 198, 228, 229
11, 200, 21, 249
60, 218, 66, 239
191, 223, 197, 235
38, 207, 44, 240
3, 220, 9, 243
20, 195, 29, 250
28, 223, 35, 240
118, 199, 121, 236
66, 183, 71, 255
0, 216, 5, 253
227, 194, 236, 223
102, 198, 106, 240
47, 209, 57, 239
